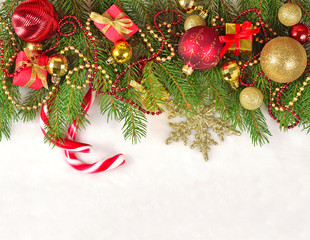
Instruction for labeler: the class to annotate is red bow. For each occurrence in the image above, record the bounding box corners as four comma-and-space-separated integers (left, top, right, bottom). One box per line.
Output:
219, 21, 261, 58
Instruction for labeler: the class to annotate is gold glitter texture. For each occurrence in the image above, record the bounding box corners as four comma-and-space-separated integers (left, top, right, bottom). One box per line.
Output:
239, 87, 263, 110
260, 37, 307, 83
278, 3, 302, 27
184, 15, 206, 31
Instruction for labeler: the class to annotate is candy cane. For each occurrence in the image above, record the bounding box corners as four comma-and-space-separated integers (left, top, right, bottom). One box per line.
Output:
40, 89, 126, 174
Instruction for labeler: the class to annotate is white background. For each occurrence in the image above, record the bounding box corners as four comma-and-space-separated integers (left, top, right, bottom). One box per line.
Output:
1, 1, 310, 239
1, 100, 310, 240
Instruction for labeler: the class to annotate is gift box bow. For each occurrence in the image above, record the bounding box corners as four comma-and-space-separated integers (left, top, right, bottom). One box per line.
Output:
16, 48, 48, 89
219, 21, 261, 58
90, 10, 134, 40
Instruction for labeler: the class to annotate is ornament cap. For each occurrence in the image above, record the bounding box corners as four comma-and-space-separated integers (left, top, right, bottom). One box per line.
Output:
199, 10, 208, 19
182, 65, 194, 75
25, 42, 43, 51
51, 76, 61, 84
106, 56, 115, 65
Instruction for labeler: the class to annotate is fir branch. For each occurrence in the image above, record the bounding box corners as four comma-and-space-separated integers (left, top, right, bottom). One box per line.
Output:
121, 102, 147, 144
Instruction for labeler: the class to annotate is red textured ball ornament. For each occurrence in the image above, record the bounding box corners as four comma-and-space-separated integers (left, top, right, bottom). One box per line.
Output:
178, 26, 222, 75
289, 24, 310, 45
12, 0, 59, 43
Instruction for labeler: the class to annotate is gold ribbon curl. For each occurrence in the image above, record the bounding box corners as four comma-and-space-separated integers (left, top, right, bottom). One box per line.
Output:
16, 48, 48, 89
90, 11, 134, 40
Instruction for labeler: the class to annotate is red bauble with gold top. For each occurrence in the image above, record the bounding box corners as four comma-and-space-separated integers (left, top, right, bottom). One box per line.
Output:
12, 0, 58, 43
178, 26, 222, 75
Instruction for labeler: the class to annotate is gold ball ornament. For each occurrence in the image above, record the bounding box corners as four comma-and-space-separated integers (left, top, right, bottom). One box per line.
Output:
47, 54, 68, 84
179, 0, 196, 13
221, 60, 240, 90
240, 87, 264, 110
278, 3, 302, 26
112, 41, 133, 64
184, 14, 206, 31
260, 37, 307, 83
47, 54, 68, 77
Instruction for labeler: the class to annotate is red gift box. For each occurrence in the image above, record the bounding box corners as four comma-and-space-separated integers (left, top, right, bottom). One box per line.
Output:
90, 4, 139, 43
13, 48, 49, 89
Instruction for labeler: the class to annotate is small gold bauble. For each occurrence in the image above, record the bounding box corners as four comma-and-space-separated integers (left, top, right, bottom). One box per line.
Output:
179, 0, 196, 13
278, 3, 302, 26
112, 41, 133, 64
240, 87, 263, 110
47, 54, 68, 77
260, 37, 307, 83
184, 14, 206, 31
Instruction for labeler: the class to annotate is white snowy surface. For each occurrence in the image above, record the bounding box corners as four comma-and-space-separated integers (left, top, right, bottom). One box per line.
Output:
0, 98, 310, 240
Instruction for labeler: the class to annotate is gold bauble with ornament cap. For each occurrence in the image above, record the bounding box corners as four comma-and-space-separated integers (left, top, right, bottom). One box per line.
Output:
278, 3, 302, 26
221, 60, 240, 90
260, 37, 307, 83
47, 54, 68, 83
184, 14, 206, 31
112, 41, 133, 64
239, 87, 263, 111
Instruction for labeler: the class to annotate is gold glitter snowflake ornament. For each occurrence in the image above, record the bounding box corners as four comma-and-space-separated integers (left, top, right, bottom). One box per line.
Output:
166, 104, 241, 161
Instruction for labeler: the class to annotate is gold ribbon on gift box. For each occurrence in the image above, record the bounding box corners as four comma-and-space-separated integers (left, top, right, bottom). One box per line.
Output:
90, 11, 134, 39
16, 48, 48, 89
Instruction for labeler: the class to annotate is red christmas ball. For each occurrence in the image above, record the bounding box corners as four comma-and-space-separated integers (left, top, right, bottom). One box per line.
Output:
289, 24, 310, 45
12, 0, 58, 43
178, 26, 222, 75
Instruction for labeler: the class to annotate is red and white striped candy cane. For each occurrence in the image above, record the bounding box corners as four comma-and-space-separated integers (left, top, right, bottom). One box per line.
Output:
40, 89, 126, 174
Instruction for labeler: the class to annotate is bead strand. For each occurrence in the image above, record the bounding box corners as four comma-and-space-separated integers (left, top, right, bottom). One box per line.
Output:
144, 24, 176, 62
57, 16, 99, 90
2, 78, 58, 111
238, 52, 260, 87
61, 45, 92, 90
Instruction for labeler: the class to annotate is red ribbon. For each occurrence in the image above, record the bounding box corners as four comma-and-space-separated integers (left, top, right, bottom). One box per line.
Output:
219, 21, 261, 58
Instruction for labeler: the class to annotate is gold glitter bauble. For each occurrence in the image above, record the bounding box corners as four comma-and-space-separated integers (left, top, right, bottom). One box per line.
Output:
221, 60, 240, 90
184, 14, 206, 31
260, 37, 307, 83
278, 3, 302, 26
240, 87, 263, 110
179, 0, 196, 13
47, 54, 68, 77
112, 41, 133, 64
